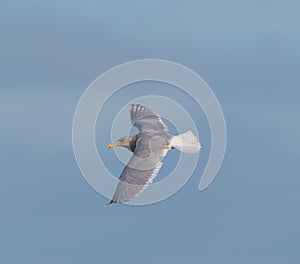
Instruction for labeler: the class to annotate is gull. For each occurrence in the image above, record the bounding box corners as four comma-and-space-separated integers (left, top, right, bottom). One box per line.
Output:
107, 104, 201, 204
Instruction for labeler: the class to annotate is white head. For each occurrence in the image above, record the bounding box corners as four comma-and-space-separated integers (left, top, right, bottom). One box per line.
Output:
107, 136, 132, 150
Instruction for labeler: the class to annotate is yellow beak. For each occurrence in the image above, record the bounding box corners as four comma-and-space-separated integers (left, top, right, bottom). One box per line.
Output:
107, 143, 116, 149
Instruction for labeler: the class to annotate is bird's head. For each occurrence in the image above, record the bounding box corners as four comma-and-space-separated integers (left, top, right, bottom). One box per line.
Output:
107, 136, 132, 150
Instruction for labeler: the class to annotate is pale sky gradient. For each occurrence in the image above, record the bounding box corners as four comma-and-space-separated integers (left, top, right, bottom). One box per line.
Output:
1, 1, 300, 263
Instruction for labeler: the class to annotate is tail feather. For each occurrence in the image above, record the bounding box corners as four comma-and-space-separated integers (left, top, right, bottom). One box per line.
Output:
171, 131, 201, 153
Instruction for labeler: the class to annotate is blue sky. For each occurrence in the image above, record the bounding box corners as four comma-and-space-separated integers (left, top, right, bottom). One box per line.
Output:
1, 1, 300, 263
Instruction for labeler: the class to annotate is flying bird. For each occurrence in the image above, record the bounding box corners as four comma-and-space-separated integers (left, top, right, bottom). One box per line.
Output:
107, 104, 201, 205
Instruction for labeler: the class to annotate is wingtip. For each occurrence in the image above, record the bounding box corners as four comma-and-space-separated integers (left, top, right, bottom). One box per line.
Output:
105, 200, 114, 206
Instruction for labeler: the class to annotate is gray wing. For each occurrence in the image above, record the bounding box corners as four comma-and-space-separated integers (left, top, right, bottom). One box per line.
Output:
130, 104, 167, 133
108, 133, 170, 204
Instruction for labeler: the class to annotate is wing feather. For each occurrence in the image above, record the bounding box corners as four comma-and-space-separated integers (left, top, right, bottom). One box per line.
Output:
130, 104, 167, 133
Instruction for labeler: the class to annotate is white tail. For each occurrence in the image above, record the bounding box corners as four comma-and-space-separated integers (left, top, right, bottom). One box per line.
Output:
171, 131, 201, 153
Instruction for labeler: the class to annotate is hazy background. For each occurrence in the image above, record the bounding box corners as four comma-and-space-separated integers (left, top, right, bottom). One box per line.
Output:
1, 1, 300, 263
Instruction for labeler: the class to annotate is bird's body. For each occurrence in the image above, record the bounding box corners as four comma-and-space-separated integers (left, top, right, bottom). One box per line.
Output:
114, 132, 172, 153
107, 104, 201, 205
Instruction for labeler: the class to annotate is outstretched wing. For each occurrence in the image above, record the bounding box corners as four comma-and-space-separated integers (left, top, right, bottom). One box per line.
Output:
108, 133, 169, 204
130, 104, 167, 133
